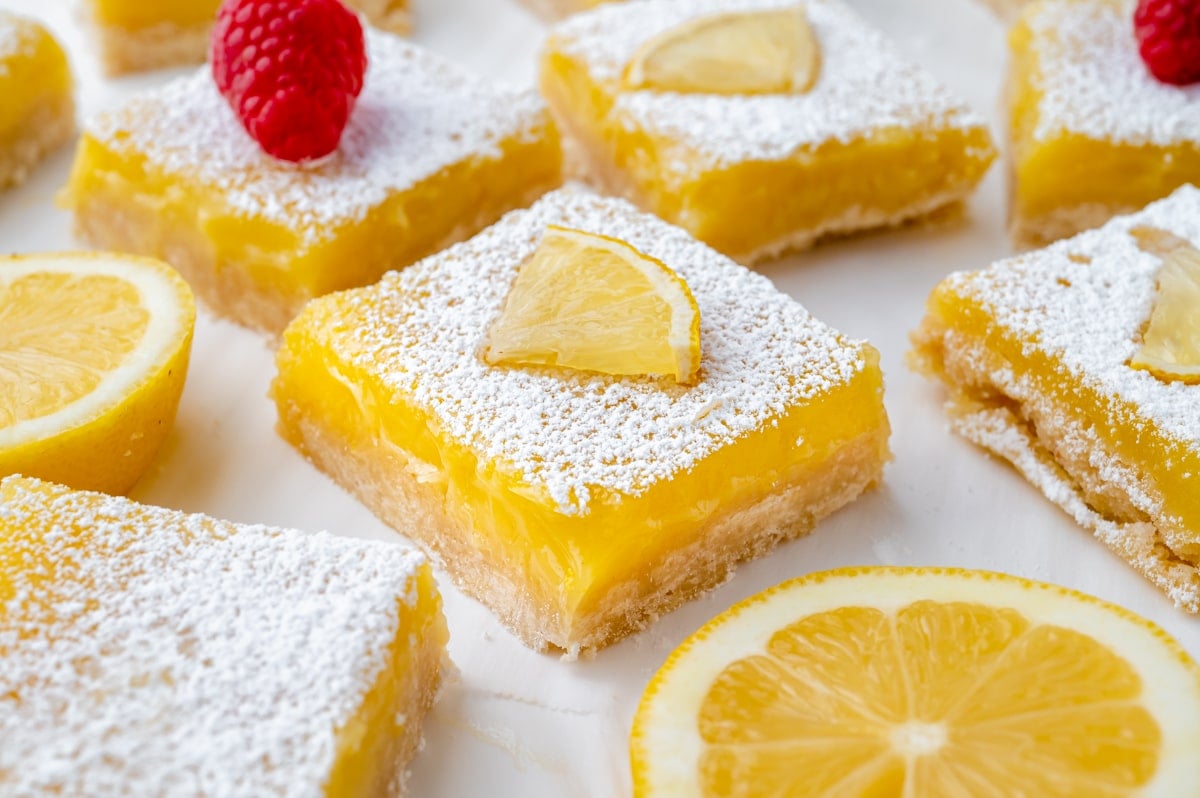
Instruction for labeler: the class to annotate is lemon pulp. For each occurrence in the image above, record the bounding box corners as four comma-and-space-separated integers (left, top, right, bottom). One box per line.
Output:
1128, 227, 1200, 383
632, 568, 1200, 797
623, 6, 821, 96
0, 253, 195, 495
485, 225, 702, 383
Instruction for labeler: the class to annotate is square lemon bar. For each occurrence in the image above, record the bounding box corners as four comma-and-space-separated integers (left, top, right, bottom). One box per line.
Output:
1009, 0, 1200, 247
84, 0, 412, 75
539, 0, 996, 263
63, 31, 561, 336
912, 186, 1200, 612
0, 12, 73, 191
0, 476, 448, 796
274, 188, 891, 654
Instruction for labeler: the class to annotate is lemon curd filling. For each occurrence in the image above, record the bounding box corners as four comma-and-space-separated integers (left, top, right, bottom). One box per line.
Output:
1007, 0, 1200, 247
0, 476, 447, 797
62, 31, 561, 335
88, 0, 218, 30
273, 189, 891, 654
0, 13, 73, 190
912, 187, 1200, 611
540, 0, 994, 264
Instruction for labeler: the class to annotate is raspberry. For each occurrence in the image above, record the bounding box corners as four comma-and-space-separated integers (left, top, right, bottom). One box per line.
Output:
211, 0, 367, 163
1135, 0, 1200, 86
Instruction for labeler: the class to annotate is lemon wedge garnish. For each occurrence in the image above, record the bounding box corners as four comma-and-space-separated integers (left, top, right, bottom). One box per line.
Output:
484, 225, 701, 383
1129, 226, 1200, 383
623, 5, 821, 96
632, 567, 1200, 797
0, 253, 195, 494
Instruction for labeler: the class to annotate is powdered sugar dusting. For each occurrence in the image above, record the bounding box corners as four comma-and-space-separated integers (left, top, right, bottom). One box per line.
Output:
316, 188, 871, 515
0, 476, 432, 796
943, 185, 1200, 446
0, 12, 36, 77
84, 30, 548, 246
548, 0, 987, 169
1025, 0, 1200, 145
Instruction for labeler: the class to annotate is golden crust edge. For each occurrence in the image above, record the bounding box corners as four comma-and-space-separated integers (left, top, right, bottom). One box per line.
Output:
0, 94, 75, 191
911, 315, 1200, 613
550, 90, 991, 266
67, 163, 561, 338
275, 388, 889, 656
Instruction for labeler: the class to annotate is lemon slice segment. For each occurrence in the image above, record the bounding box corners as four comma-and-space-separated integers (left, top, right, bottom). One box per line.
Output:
484, 225, 701, 383
632, 567, 1200, 797
0, 253, 196, 495
1129, 226, 1200, 383
623, 6, 821, 96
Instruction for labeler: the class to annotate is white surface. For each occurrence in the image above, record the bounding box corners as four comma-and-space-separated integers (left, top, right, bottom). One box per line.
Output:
2, 1, 1197, 795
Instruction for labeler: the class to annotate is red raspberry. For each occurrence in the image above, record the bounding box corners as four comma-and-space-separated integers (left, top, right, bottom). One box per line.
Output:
211, 0, 367, 163
1135, 0, 1200, 86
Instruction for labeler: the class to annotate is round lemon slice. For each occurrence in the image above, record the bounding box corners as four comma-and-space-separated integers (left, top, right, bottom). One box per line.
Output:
1128, 231, 1200, 384
623, 6, 821, 96
484, 225, 701, 383
632, 567, 1200, 797
0, 253, 196, 495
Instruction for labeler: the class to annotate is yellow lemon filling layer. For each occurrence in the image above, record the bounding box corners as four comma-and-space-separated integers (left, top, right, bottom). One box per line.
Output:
64, 131, 558, 333
1010, 27, 1200, 226
277, 312, 887, 634
87, 0, 219, 30
0, 17, 71, 143
326, 565, 447, 798
921, 283, 1200, 558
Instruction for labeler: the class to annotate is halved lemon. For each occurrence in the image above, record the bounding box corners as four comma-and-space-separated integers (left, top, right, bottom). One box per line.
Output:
0, 252, 195, 495
484, 225, 702, 383
623, 6, 821, 96
632, 567, 1200, 797
1129, 226, 1200, 384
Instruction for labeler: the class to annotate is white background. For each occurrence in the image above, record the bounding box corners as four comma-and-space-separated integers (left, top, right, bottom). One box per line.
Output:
2, 0, 1198, 795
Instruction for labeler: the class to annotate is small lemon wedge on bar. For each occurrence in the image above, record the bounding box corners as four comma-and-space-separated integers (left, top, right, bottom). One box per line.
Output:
623, 5, 821, 95
632, 567, 1200, 797
485, 225, 701, 383
0, 252, 195, 494
1129, 226, 1200, 384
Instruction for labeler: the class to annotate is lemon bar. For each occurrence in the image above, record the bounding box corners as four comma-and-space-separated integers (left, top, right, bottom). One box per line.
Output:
539, 0, 996, 263
0, 475, 448, 796
912, 186, 1200, 612
273, 188, 891, 655
0, 12, 73, 191
84, 0, 412, 75
1009, 0, 1200, 247
62, 31, 561, 336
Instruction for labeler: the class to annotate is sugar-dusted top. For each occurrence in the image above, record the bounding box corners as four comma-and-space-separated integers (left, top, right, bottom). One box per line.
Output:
1023, 0, 1200, 145
84, 30, 548, 247
318, 188, 872, 515
0, 476, 430, 797
0, 12, 36, 74
943, 185, 1200, 446
547, 0, 987, 169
